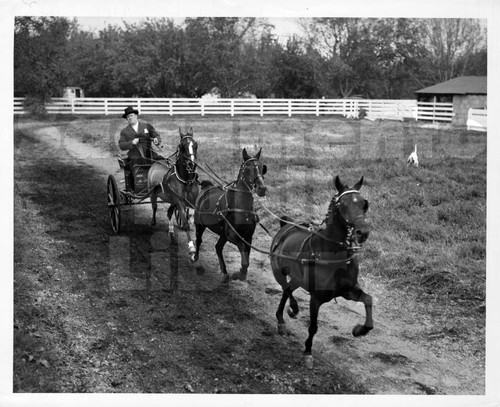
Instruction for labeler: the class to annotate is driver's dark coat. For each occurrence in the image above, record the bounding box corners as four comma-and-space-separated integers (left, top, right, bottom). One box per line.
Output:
119, 120, 162, 161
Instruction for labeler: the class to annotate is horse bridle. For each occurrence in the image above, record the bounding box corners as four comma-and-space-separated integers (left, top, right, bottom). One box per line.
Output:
178, 135, 197, 173
212, 158, 265, 219
237, 158, 265, 193
332, 190, 368, 249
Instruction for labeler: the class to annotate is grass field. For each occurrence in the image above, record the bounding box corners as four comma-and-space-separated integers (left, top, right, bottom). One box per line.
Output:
13, 114, 487, 393
62, 115, 486, 308
60, 115, 487, 310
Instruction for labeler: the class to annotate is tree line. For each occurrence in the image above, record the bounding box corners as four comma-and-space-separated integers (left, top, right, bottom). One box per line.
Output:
14, 17, 487, 102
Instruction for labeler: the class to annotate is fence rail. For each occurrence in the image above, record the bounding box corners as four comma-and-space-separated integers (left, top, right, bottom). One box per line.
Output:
415, 102, 454, 122
13, 97, 455, 123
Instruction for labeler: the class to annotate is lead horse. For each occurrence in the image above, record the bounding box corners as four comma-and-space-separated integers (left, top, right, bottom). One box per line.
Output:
270, 175, 372, 369
192, 148, 267, 284
147, 127, 199, 255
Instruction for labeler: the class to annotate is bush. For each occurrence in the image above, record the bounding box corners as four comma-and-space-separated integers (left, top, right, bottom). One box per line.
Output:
23, 95, 48, 118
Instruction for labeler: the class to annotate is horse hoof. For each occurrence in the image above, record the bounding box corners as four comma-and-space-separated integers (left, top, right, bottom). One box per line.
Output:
231, 272, 242, 281
188, 241, 196, 254
352, 324, 372, 337
304, 354, 314, 370
231, 271, 247, 281
277, 323, 288, 336
222, 274, 230, 285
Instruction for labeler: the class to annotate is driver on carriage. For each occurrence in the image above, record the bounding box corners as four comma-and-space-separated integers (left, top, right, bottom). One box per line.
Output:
119, 106, 164, 191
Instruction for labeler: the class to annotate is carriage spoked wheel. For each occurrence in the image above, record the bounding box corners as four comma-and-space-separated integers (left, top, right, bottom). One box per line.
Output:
107, 175, 122, 234
174, 207, 190, 230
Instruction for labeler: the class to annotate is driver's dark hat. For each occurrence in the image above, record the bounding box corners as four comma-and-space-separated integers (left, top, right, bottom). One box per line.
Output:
122, 106, 139, 118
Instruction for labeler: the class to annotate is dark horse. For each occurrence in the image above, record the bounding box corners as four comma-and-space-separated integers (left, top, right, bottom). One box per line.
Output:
270, 175, 372, 369
147, 127, 199, 255
192, 148, 267, 283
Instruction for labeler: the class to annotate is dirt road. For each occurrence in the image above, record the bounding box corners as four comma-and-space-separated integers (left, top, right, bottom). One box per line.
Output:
13, 119, 485, 395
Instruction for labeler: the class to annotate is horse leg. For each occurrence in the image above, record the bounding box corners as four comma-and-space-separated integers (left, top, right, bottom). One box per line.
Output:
276, 290, 289, 335
150, 193, 158, 226
287, 289, 300, 318
176, 203, 195, 256
276, 286, 299, 335
215, 235, 229, 284
166, 204, 175, 235
304, 295, 322, 369
231, 241, 250, 281
347, 285, 374, 337
192, 223, 205, 263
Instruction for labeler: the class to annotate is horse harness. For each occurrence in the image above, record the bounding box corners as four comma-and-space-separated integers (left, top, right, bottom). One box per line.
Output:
155, 144, 199, 208
270, 189, 366, 268
195, 157, 263, 223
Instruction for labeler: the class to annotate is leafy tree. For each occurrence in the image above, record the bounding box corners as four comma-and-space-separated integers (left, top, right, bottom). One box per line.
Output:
14, 17, 78, 100
420, 18, 487, 83
14, 16, 487, 101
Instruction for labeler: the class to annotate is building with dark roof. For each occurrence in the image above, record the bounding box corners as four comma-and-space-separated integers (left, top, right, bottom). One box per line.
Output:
415, 76, 486, 126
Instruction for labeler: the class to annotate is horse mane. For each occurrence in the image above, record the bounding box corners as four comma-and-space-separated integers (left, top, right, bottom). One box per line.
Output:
323, 194, 339, 224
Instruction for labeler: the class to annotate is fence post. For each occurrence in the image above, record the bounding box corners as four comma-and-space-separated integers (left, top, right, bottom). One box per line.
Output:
231, 100, 234, 117
316, 100, 319, 117
260, 100, 264, 117
71, 99, 75, 115
201, 99, 205, 117
169, 100, 173, 116
104, 99, 108, 116
288, 100, 292, 117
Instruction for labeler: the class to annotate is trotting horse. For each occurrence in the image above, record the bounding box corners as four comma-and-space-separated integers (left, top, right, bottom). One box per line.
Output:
270, 175, 372, 369
192, 148, 267, 284
147, 127, 199, 255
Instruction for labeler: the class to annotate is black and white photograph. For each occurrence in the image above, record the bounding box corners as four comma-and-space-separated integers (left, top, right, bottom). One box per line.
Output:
3, 0, 499, 406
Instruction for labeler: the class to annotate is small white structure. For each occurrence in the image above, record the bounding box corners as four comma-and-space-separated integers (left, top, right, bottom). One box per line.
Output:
62, 87, 84, 100
467, 108, 487, 132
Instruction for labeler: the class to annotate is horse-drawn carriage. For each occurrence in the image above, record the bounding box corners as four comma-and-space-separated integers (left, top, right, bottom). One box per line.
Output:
106, 129, 194, 235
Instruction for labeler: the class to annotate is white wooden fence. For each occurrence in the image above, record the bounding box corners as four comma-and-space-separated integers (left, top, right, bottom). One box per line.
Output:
467, 108, 487, 132
13, 97, 457, 123
414, 102, 455, 122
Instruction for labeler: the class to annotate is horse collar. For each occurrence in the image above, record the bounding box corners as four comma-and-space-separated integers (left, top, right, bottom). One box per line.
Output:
173, 164, 197, 185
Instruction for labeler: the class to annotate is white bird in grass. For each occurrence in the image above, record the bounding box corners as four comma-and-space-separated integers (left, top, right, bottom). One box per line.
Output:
407, 144, 419, 167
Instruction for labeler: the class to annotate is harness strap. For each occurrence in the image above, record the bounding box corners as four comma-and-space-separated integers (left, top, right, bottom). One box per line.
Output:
335, 189, 361, 202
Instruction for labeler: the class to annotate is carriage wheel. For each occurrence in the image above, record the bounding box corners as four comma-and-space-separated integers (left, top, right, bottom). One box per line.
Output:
174, 207, 190, 229
107, 175, 122, 234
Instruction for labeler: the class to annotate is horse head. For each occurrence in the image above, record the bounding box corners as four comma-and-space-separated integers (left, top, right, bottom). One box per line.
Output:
240, 148, 267, 197
330, 175, 370, 247
178, 127, 198, 173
